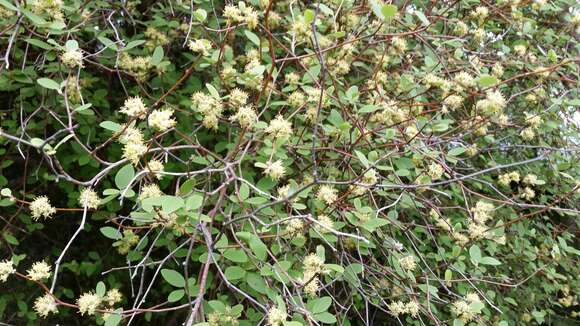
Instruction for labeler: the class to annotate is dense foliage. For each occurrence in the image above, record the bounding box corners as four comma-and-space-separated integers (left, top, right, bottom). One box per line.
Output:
0, 0, 579, 325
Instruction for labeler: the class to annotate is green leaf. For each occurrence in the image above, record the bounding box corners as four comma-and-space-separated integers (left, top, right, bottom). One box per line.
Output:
193, 8, 207, 22
25, 38, 53, 50
362, 218, 389, 232
161, 269, 186, 287
415, 11, 430, 26
3, 232, 18, 245
244, 30, 260, 47
22, 9, 47, 26
96, 281, 106, 297
104, 310, 123, 326
100, 227, 122, 240
151, 46, 164, 65
354, 150, 369, 168
469, 245, 482, 264
249, 235, 268, 261
245, 273, 268, 294
239, 183, 249, 200
445, 269, 452, 284
168, 289, 185, 302
98, 36, 117, 50
74, 103, 92, 112
185, 194, 203, 210
0, 0, 18, 11
314, 312, 337, 324
124, 40, 146, 50
478, 74, 498, 87
309, 296, 332, 314
65, 40, 79, 51
452, 319, 465, 326
223, 249, 248, 263
303, 9, 315, 24
480, 256, 501, 266
206, 83, 220, 99
225, 266, 246, 281
448, 147, 466, 156
369, 0, 383, 19
37, 78, 61, 91
160, 195, 185, 214
381, 4, 397, 18
99, 121, 122, 132
115, 164, 135, 190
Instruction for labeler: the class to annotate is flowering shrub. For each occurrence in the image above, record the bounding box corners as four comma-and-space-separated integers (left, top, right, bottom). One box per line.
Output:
0, 0, 579, 325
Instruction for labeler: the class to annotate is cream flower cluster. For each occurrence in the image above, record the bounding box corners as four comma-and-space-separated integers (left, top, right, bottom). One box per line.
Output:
452, 293, 483, 322
223, 3, 259, 29
228, 88, 249, 108
391, 37, 407, 54
266, 306, 287, 326
454, 72, 476, 89
117, 229, 140, 254
520, 187, 535, 200
470, 201, 494, 224
389, 300, 420, 317
265, 115, 293, 141
0, 260, 15, 282
191, 91, 224, 130
148, 108, 176, 132
119, 53, 152, 81
285, 219, 305, 236
120, 96, 148, 119
315, 214, 334, 234
79, 188, 101, 209
427, 162, 444, 180
30, 0, 64, 20
27, 261, 51, 281
399, 255, 417, 271
466, 201, 500, 241
351, 168, 379, 195
104, 289, 123, 306
139, 184, 163, 201
498, 171, 520, 186
77, 292, 101, 316
147, 159, 165, 179
277, 184, 291, 200
370, 100, 407, 126
302, 253, 326, 296
443, 94, 464, 112
263, 160, 285, 181
230, 106, 258, 129
316, 185, 338, 205
61, 48, 84, 68
188, 39, 212, 56
30, 196, 57, 220
523, 174, 538, 185
122, 140, 147, 165
119, 125, 143, 144
34, 294, 58, 318
476, 90, 507, 117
